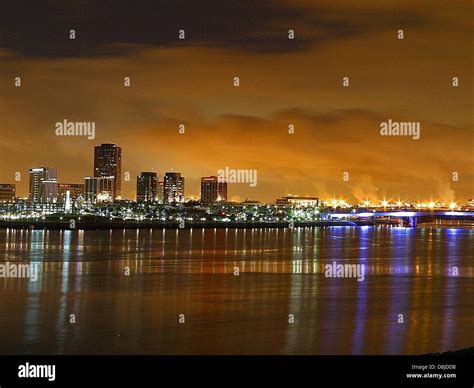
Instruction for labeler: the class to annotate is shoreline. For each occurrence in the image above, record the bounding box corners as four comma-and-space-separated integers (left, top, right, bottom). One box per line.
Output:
0, 219, 470, 230
0, 219, 376, 230
427, 346, 474, 356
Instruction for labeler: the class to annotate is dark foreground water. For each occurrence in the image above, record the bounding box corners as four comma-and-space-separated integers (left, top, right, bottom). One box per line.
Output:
0, 226, 473, 355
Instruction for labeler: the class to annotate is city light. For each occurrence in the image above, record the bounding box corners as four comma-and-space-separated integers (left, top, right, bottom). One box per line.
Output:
1, 156, 473, 225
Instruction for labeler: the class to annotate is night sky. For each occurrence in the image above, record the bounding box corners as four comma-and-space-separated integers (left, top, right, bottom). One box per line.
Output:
0, 0, 472, 202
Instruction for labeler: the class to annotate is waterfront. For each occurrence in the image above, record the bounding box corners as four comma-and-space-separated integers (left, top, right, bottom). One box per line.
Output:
0, 226, 473, 355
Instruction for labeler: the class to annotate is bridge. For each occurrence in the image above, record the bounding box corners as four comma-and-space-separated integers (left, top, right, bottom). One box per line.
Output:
328, 210, 474, 227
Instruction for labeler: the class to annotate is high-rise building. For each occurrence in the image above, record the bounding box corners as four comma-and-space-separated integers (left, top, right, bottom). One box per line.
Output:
201, 176, 227, 204
93, 143, 122, 199
84, 177, 97, 203
58, 183, 84, 203
163, 172, 185, 203
157, 181, 164, 204
29, 167, 58, 203
84, 176, 114, 203
136, 172, 157, 203
0, 184, 16, 203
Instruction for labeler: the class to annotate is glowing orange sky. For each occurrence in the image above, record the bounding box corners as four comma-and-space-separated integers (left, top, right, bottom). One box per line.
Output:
0, 1, 472, 202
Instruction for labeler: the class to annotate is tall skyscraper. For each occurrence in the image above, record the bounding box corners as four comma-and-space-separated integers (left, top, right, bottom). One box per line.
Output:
163, 172, 185, 203
157, 181, 164, 204
84, 177, 97, 203
29, 167, 58, 203
0, 184, 15, 203
201, 176, 227, 204
136, 172, 157, 203
93, 143, 122, 199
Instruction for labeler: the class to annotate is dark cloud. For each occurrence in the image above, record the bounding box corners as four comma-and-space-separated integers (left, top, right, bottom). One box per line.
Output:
0, 0, 427, 57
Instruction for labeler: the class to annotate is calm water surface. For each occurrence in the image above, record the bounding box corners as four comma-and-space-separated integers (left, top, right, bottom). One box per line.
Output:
0, 226, 473, 355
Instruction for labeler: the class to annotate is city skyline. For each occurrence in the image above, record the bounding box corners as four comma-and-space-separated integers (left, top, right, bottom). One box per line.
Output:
0, 1, 472, 377
0, 1, 472, 203
0, 141, 472, 207
2, 122, 472, 203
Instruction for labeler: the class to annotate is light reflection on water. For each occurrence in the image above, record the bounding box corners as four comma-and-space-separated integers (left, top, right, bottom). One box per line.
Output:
0, 226, 473, 355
